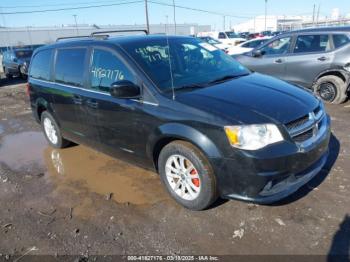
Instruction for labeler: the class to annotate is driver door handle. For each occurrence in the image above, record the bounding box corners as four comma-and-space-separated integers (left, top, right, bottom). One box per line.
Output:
274, 58, 283, 64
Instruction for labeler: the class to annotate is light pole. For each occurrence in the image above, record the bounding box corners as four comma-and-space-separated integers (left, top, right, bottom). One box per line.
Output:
145, 0, 150, 34
73, 14, 79, 35
264, 0, 268, 31
172, 0, 177, 34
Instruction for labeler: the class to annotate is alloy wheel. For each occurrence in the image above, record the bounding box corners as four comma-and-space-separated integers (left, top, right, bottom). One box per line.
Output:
165, 154, 201, 201
43, 117, 58, 145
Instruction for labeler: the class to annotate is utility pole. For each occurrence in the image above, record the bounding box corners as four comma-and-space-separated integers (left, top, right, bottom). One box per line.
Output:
223, 15, 226, 31
73, 14, 79, 35
264, 0, 268, 31
172, 0, 177, 35
145, 0, 150, 34
312, 4, 316, 25
316, 3, 321, 26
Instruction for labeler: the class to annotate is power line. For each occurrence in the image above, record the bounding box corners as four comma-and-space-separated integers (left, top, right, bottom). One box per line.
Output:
0, 0, 136, 9
0, 1, 143, 15
148, 0, 252, 19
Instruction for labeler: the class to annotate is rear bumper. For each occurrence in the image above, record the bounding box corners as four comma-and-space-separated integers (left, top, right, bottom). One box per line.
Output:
211, 115, 331, 204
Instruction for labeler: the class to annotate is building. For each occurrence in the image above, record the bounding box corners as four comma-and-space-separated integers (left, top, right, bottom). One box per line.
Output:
0, 23, 211, 49
232, 15, 305, 33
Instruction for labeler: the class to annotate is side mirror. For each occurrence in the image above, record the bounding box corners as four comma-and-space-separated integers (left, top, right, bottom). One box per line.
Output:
13, 58, 18, 62
110, 80, 141, 99
252, 49, 264, 58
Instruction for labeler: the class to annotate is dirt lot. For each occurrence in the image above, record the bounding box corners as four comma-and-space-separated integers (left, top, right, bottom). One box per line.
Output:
0, 77, 349, 260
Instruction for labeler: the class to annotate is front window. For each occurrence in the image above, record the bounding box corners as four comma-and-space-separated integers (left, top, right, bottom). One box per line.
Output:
122, 37, 250, 93
90, 48, 134, 93
15, 50, 33, 58
260, 37, 291, 55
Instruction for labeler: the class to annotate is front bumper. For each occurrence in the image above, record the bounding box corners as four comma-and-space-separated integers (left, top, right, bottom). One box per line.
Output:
211, 115, 331, 204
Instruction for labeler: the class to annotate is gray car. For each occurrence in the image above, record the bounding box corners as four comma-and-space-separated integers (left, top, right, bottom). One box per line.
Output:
2, 48, 33, 79
235, 27, 350, 104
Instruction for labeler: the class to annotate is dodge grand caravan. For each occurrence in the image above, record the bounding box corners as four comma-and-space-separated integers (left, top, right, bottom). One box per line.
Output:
28, 31, 331, 210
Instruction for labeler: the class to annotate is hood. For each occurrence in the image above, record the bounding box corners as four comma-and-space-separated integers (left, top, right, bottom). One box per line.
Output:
175, 73, 319, 125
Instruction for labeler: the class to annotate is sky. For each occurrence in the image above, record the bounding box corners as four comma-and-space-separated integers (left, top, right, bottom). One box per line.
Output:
1, 0, 350, 30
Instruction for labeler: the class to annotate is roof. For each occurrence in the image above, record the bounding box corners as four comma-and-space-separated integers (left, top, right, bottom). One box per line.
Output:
291, 26, 350, 34
34, 34, 194, 52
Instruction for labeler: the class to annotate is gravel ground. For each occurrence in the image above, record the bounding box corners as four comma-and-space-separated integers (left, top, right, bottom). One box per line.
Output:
0, 78, 349, 260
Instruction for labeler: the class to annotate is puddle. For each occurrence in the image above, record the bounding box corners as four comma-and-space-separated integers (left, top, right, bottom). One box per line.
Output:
0, 130, 168, 206
0, 131, 47, 171
44, 145, 168, 205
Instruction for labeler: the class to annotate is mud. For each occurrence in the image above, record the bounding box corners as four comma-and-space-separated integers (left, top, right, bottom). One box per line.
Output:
0, 80, 349, 257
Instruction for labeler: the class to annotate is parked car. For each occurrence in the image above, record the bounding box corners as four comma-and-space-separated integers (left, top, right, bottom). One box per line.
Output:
28, 32, 330, 210
197, 31, 246, 46
229, 37, 271, 55
2, 48, 33, 79
235, 27, 350, 104
197, 36, 230, 53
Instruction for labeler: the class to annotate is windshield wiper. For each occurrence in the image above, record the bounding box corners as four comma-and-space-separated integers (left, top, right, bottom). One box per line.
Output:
208, 73, 249, 85
175, 82, 208, 91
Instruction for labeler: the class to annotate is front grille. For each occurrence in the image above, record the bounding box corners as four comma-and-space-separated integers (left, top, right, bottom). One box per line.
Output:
285, 104, 325, 144
293, 128, 313, 143
285, 115, 309, 130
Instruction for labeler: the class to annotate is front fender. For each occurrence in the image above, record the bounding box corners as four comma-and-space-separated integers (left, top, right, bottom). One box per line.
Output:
147, 123, 222, 160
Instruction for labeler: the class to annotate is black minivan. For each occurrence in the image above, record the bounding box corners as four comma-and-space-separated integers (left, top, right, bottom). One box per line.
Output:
28, 32, 331, 210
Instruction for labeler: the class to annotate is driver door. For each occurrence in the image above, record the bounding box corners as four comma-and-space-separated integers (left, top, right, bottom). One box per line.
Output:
240, 36, 293, 80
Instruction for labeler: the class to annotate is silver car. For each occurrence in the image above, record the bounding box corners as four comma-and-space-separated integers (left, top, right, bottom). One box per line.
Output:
235, 27, 350, 104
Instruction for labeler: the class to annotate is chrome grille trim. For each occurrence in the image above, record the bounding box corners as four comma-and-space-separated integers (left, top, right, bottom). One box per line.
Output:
285, 103, 326, 144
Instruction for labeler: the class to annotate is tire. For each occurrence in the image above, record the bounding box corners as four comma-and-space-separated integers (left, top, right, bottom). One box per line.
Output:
41, 111, 70, 149
19, 66, 27, 80
158, 141, 218, 210
313, 75, 348, 104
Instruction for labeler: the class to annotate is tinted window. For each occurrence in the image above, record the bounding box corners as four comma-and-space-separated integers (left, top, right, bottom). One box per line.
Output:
55, 48, 86, 87
90, 49, 134, 92
15, 50, 33, 58
294, 35, 330, 53
260, 37, 291, 55
333, 34, 350, 48
30, 49, 53, 81
122, 38, 249, 93
218, 32, 226, 39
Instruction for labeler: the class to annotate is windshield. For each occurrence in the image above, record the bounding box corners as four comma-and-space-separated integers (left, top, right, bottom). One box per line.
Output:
225, 32, 240, 39
15, 50, 33, 58
122, 37, 250, 93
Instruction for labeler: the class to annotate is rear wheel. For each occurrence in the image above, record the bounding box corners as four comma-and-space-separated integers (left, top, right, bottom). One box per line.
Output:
313, 75, 347, 104
41, 111, 70, 149
158, 141, 218, 210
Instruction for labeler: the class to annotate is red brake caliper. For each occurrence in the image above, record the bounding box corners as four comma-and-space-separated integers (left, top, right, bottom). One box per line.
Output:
190, 169, 200, 187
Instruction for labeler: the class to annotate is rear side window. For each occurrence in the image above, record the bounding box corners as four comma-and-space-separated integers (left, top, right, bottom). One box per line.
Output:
294, 34, 330, 53
30, 49, 53, 81
55, 48, 86, 87
90, 49, 134, 92
333, 34, 350, 49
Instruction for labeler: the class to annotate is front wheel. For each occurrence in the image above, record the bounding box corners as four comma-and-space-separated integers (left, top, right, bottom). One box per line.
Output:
41, 111, 71, 148
313, 75, 348, 104
158, 141, 218, 210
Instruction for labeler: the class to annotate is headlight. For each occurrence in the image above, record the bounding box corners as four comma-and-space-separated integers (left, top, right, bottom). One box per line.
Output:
224, 124, 284, 150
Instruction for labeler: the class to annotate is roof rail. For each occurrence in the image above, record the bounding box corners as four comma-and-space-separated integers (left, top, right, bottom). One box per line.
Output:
90, 29, 149, 37
56, 35, 90, 42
